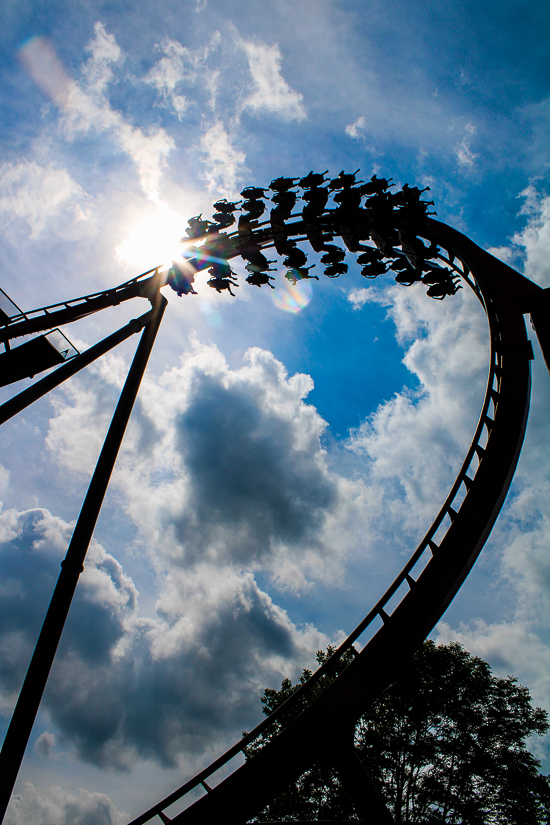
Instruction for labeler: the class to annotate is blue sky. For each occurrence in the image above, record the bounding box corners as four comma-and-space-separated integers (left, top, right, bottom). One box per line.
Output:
1, 1, 550, 821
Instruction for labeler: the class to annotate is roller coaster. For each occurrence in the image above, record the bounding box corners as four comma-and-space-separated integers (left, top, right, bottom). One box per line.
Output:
0, 171, 548, 824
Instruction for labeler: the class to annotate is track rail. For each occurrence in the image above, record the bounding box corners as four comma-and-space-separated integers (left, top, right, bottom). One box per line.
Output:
0, 269, 159, 344
129, 218, 546, 824
4, 180, 545, 822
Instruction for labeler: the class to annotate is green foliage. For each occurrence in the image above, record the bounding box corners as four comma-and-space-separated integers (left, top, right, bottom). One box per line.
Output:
247, 642, 550, 823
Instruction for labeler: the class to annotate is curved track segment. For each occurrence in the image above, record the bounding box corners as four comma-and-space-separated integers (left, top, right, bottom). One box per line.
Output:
131, 221, 544, 824
0, 174, 544, 823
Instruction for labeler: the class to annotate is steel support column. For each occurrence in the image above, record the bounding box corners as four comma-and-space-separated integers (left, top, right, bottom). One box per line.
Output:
528, 287, 550, 375
332, 732, 395, 824
0, 291, 166, 822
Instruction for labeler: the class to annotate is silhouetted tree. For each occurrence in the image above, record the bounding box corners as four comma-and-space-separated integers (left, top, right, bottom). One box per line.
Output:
247, 642, 550, 823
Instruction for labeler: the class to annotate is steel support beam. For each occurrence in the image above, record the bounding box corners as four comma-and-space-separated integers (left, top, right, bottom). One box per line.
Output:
0, 309, 153, 426
0, 292, 166, 822
528, 286, 550, 375
332, 735, 395, 824
0, 272, 159, 344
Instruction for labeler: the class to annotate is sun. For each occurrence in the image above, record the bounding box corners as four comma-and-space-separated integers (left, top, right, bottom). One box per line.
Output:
115, 202, 192, 272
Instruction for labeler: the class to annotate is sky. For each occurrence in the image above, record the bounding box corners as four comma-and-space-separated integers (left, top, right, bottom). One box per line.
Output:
0, 0, 549, 822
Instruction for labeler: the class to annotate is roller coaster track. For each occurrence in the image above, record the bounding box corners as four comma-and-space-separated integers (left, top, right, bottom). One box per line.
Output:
0, 268, 160, 344
127, 218, 549, 824
1, 179, 548, 823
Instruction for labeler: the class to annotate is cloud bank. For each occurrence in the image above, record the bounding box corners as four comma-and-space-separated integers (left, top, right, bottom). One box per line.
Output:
0, 506, 328, 769
6, 783, 126, 825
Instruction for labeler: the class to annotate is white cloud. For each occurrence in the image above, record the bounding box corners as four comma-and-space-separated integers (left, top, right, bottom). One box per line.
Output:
239, 39, 306, 122
45, 352, 121, 476
34, 731, 56, 758
82, 22, 123, 96
453, 121, 477, 167
485, 245, 516, 264
0, 466, 9, 497
199, 121, 247, 196
345, 115, 366, 139
6, 782, 127, 825
0, 161, 94, 240
145, 39, 190, 119
346, 283, 488, 535
114, 124, 174, 204
510, 474, 548, 606
512, 186, 550, 288
470, 185, 550, 292
19, 27, 174, 203
434, 619, 550, 729
145, 34, 221, 119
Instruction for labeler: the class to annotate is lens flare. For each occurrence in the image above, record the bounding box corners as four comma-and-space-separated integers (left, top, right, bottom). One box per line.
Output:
272, 279, 313, 313
199, 299, 223, 328
18, 36, 72, 106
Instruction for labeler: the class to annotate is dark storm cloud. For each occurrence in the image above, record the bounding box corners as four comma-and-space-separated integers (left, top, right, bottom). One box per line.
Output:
24, 344, 345, 768
0, 509, 130, 694
0, 507, 134, 704
45, 572, 302, 768
47, 343, 352, 586
0, 508, 324, 769
171, 365, 337, 564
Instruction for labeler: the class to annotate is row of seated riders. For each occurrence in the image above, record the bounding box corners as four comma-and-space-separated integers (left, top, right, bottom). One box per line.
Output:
202, 252, 460, 299
174, 174, 456, 299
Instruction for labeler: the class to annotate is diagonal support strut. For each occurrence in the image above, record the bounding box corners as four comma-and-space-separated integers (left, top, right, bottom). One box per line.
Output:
0, 291, 166, 822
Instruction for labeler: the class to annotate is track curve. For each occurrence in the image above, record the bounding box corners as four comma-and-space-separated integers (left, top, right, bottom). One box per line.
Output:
2, 175, 547, 824
129, 211, 545, 824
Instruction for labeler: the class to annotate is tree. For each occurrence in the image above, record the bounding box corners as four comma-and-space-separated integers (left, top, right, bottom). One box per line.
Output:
246, 642, 550, 823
